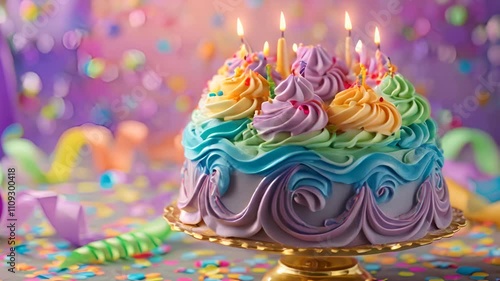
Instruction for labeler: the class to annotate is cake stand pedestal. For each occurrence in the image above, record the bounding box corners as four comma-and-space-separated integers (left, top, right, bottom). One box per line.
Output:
164, 205, 466, 281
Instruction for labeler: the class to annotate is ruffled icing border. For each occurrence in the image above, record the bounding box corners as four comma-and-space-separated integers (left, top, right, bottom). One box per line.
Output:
178, 161, 452, 247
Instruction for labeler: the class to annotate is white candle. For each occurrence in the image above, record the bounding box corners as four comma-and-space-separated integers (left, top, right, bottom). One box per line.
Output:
345, 11, 352, 68
355, 40, 366, 67
374, 27, 383, 77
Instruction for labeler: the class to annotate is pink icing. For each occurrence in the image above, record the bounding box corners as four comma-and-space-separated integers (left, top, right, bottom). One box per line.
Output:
291, 45, 352, 103
252, 75, 328, 140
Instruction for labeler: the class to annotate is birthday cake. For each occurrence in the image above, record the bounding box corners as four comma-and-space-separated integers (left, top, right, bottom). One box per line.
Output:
177, 43, 452, 247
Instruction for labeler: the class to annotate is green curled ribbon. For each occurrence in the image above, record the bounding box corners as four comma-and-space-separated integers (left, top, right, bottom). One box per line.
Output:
441, 128, 500, 176
60, 218, 171, 268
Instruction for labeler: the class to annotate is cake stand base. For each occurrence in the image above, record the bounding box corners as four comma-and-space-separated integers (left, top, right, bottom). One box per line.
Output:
164, 205, 466, 281
264, 256, 372, 281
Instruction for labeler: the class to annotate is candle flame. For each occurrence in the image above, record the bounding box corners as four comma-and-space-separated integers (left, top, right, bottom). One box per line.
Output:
355, 40, 363, 53
292, 43, 298, 53
237, 18, 244, 37
263, 41, 270, 57
344, 12, 352, 31
374, 27, 381, 45
280, 11, 286, 32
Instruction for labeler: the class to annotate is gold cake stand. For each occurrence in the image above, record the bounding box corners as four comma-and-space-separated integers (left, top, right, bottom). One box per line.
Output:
164, 205, 466, 281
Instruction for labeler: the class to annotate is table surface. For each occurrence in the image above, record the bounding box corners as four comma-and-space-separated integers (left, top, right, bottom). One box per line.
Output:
2, 165, 500, 281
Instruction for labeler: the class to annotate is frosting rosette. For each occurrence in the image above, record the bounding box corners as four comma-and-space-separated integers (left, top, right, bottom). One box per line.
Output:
202, 68, 270, 121
209, 53, 281, 92
377, 74, 431, 125
245, 53, 282, 83
253, 75, 328, 140
291, 45, 352, 103
327, 85, 402, 135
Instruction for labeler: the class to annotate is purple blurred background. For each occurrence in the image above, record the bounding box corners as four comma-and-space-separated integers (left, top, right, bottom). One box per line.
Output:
0, 0, 499, 153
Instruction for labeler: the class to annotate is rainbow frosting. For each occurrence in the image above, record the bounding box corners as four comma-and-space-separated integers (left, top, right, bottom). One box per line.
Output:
178, 45, 452, 247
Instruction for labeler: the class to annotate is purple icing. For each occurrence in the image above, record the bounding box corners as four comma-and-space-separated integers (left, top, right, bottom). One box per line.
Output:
226, 53, 282, 83
178, 161, 452, 247
259, 173, 451, 247
252, 75, 328, 140
443, 160, 493, 191
226, 56, 245, 75
291, 45, 352, 103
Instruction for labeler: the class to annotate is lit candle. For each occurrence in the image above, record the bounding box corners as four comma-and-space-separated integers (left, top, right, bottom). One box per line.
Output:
355, 40, 366, 67
292, 43, 298, 55
263, 41, 270, 57
276, 11, 290, 78
237, 18, 248, 58
345, 11, 352, 69
374, 27, 383, 76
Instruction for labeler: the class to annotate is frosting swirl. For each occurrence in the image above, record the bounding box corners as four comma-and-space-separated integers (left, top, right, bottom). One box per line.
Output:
245, 53, 282, 83
377, 74, 431, 125
202, 68, 270, 121
208, 52, 281, 95
291, 45, 352, 103
395, 119, 437, 149
327, 85, 402, 135
235, 124, 336, 154
333, 130, 397, 149
253, 75, 329, 140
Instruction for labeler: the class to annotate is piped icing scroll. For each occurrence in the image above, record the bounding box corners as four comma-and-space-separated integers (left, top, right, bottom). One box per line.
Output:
291, 45, 352, 103
377, 74, 431, 126
253, 75, 328, 140
327, 84, 402, 135
202, 68, 270, 121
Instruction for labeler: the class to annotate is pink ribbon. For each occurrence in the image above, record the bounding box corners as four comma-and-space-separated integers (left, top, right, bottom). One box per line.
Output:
0, 190, 103, 246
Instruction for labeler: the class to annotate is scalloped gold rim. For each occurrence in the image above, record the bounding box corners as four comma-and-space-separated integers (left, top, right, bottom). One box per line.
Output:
164, 205, 466, 256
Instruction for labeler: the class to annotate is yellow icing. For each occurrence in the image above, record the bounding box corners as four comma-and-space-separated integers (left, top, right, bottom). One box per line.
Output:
203, 68, 270, 121
327, 85, 402, 135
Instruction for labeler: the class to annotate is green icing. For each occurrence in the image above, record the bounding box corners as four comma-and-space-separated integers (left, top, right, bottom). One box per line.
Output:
234, 124, 336, 155
378, 74, 431, 126
333, 130, 399, 149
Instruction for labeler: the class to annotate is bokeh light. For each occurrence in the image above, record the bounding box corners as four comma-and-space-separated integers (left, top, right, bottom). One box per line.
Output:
62, 30, 83, 50
445, 5, 468, 26
19, 0, 38, 22
129, 9, 146, 27
21, 72, 42, 97
122, 49, 146, 71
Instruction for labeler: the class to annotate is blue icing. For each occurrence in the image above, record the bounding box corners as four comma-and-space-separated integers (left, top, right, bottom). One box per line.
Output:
394, 119, 437, 149
183, 120, 444, 198
197, 118, 250, 139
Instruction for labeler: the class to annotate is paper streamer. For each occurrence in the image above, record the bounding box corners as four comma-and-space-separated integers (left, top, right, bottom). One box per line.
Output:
83, 121, 149, 172
144, 132, 184, 164
2, 127, 88, 183
441, 128, 500, 176
443, 160, 493, 191
446, 177, 500, 226
2, 121, 149, 183
0, 190, 103, 246
0, 29, 17, 159
60, 218, 171, 268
